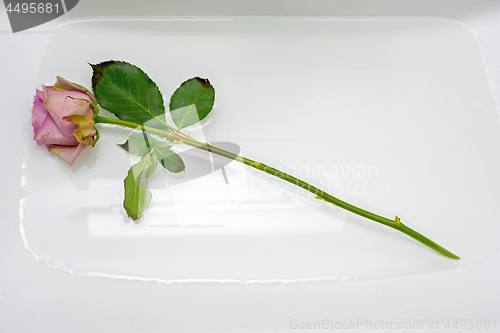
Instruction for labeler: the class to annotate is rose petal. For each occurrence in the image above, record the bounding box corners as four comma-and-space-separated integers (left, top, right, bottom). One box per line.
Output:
43, 87, 91, 136
34, 113, 79, 146
32, 92, 49, 136
36, 89, 45, 101
64, 108, 97, 146
47, 143, 87, 166
54, 76, 94, 102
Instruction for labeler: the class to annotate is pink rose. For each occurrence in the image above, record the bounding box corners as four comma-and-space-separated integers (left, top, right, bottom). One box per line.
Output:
32, 76, 97, 165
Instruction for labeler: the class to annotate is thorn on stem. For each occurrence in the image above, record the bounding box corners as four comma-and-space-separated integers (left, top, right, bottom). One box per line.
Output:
395, 216, 401, 226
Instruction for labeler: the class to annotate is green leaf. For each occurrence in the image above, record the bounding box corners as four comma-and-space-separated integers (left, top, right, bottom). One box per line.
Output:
118, 131, 184, 173
123, 151, 158, 221
119, 131, 184, 173
155, 147, 185, 173
169, 77, 215, 129
118, 131, 171, 157
91, 61, 166, 128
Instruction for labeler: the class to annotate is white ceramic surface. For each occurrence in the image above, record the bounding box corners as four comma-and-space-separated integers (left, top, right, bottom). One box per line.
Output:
20, 17, 500, 282
3, 2, 500, 333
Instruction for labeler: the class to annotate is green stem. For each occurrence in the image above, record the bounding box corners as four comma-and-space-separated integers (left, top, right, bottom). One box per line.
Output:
94, 116, 460, 259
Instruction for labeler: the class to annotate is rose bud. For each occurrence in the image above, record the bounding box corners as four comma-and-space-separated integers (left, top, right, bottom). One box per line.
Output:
32, 76, 97, 165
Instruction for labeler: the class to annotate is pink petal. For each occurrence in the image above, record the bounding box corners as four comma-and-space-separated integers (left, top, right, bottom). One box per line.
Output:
32, 92, 49, 136
43, 87, 92, 136
36, 89, 45, 101
34, 114, 79, 146
47, 143, 87, 166
54, 76, 94, 102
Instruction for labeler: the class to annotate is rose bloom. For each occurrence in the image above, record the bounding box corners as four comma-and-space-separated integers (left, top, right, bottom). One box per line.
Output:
32, 76, 97, 165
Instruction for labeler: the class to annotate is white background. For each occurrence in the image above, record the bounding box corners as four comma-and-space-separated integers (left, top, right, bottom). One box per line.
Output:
1, 1, 500, 332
